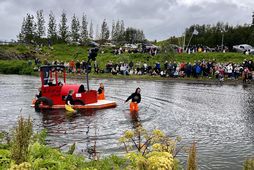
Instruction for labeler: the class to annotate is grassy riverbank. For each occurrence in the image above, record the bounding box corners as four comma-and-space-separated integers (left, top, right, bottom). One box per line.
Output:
1, 44, 254, 82
1, 44, 254, 64
0, 61, 248, 85
0, 60, 34, 75
0, 59, 251, 85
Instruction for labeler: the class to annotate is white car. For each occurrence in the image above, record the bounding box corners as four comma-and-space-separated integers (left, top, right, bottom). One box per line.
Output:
233, 44, 254, 53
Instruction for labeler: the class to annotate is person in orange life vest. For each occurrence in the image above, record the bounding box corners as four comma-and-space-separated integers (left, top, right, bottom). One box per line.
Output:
125, 88, 141, 112
97, 83, 105, 100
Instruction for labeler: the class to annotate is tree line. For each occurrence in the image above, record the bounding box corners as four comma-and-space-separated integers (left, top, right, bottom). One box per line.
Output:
18, 10, 146, 45
168, 20, 254, 50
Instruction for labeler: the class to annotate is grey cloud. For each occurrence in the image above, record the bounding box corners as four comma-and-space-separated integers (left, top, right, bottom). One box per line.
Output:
0, 0, 253, 41
114, 0, 176, 19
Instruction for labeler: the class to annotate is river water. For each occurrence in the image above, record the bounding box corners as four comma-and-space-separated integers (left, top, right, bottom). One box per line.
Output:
1, 74, 254, 169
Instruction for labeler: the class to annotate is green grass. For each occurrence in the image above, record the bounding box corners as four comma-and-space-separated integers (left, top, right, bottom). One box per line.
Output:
1, 44, 254, 76
0, 44, 31, 54
0, 60, 34, 75
40, 44, 90, 60
41, 44, 254, 67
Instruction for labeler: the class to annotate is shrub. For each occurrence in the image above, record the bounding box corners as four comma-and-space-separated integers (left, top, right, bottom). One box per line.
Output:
0, 149, 11, 169
119, 127, 182, 170
187, 142, 197, 170
0, 60, 34, 75
244, 158, 254, 170
10, 116, 33, 164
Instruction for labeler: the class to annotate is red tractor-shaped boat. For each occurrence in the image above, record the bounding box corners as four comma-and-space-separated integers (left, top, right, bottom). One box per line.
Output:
33, 65, 116, 110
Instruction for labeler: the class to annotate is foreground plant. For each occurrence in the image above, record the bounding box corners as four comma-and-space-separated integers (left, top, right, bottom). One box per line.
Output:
187, 142, 197, 170
0, 116, 129, 170
1, 116, 191, 170
244, 158, 254, 170
10, 116, 33, 164
119, 126, 182, 169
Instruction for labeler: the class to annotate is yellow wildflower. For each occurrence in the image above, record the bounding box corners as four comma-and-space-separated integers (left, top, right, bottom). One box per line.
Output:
124, 130, 134, 139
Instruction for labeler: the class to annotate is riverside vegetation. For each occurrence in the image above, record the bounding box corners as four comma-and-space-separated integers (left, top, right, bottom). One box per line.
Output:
1, 44, 254, 78
1, 116, 254, 169
0, 116, 200, 170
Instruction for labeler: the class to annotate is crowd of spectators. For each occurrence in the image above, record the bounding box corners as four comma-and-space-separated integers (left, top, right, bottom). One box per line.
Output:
34, 57, 254, 83
111, 44, 159, 56
186, 45, 229, 54
104, 59, 254, 82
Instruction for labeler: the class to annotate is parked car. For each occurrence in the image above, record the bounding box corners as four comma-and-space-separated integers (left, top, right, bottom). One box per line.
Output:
142, 43, 159, 52
233, 44, 254, 53
102, 43, 116, 47
88, 41, 100, 47
123, 44, 138, 49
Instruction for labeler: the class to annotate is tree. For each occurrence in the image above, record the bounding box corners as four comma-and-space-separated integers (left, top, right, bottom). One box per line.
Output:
100, 19, 110, 43
89, 20, 94, 40
119, 20, 125, 43
115, 20, 121, 42
18, 13, 36, 43
111, 20, 116, 41
18, 18, 26, 42
120, 20, 125, 37
58, 10, 69, 43
124, 27, 145, 44
71, 14, 80, 43
181, 22, 254, 50
36, 10, 45, 38
95, 24, 99, 40
137, 30, 145, 42
80, 14, 88, 44
47, 11, 57, 42
113, 20, 126, 44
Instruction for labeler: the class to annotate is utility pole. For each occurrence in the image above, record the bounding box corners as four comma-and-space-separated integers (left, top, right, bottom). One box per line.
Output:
221, 28, 225, 52
186, 32, 194, 52
221, 33, 224, 52
86, 59, 90, 91
183, 32, 186, 51
252, 12, 254, 27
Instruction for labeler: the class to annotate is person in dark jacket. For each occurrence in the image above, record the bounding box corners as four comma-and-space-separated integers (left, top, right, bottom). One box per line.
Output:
125, 87, 141, 112
32, 87, 42, 105
36, 87, 42, 99
97, 83, 105, 100
65, 90, 75, 112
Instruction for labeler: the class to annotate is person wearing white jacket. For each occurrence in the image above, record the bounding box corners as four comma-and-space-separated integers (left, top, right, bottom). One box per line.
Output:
227, 64, 233, 79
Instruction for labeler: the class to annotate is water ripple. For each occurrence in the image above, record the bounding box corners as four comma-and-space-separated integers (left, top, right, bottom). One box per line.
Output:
1, 75, 254, 169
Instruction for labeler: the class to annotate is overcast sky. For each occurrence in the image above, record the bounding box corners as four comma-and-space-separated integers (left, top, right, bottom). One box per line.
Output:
0, 0, 253, 41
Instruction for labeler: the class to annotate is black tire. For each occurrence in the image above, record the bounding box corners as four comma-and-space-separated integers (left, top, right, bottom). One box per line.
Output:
73, 100, 85, 105
35, 97, 53, 111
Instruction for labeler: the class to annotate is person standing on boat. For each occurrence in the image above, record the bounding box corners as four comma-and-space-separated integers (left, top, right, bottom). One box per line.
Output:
36, 87, 42, 99
98, 83, 105, 100
65, 90, 75, 112
32, 87, 42, 105
125, 87, 141, 112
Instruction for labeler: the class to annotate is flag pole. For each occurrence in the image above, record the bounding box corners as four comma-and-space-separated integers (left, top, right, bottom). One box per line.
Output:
183, 32, 186, 51
186, 32, 194, 52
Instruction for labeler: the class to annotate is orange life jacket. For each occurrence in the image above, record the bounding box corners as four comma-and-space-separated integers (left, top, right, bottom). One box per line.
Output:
98, 90, 105, 100
130, 102, 138, 112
